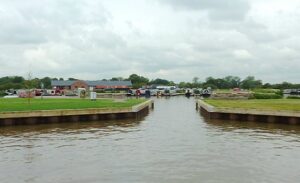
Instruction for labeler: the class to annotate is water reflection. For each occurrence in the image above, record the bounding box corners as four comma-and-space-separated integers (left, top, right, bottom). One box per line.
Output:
0, 116, 147, 156
201, 116, 300, 152
202, 117, 300, 135
0, 115, 146, 137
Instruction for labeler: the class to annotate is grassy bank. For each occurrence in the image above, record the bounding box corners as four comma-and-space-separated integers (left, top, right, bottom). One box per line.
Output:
204, 99, 300, 111
0, 98, 146, 112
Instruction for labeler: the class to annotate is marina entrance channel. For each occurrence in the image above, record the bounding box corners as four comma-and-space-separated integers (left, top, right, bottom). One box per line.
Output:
1, 96, 300, 183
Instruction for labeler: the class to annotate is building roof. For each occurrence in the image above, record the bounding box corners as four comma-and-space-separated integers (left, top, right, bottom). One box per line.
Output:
51, 80, 132, 87
87, 80, 132, 86
51, 80, 76, 86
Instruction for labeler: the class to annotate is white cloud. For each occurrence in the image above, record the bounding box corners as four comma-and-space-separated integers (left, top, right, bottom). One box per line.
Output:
233, 49, 253, 60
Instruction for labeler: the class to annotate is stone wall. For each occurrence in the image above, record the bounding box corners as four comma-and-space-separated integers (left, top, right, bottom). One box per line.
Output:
198, 100, 300, 125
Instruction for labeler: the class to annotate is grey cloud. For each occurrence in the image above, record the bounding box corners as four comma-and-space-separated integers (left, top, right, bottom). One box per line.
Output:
0, 27, 46, 44
0, 0, 300, 83
204, 17, 292, 45
0, 0, 109, 45
160, 0, 250, 21
235, 20, 290, 44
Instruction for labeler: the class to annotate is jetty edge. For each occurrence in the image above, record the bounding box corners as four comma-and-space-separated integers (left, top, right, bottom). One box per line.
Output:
0, 99, 154, 126
197, 100, 300, 124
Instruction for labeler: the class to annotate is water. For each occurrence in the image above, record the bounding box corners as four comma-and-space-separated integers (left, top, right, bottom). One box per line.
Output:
1, 96, 300, 183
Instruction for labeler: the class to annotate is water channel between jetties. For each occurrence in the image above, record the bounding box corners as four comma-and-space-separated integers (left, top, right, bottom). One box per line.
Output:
1, 96, 300, 183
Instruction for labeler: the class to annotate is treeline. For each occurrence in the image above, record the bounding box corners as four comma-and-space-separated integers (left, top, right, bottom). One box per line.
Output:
124, 74, 300, 90
0, 74, 300, 92
0, 76, 53, 91
201, 76, 300, 90
101, 74, 176, 88
105, 74, 300, 90
185, 76, 259, 89
179, 76, 300, 90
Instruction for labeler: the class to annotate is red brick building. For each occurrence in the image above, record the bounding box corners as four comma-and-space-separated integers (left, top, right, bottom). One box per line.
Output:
51, 80, 132, 91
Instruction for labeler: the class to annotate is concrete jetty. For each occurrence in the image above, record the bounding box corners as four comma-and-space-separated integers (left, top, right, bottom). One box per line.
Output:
197, 100, 300, 124
0, 100, 154, 126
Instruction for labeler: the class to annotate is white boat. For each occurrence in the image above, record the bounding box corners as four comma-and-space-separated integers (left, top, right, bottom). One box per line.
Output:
157, 86, 177, 96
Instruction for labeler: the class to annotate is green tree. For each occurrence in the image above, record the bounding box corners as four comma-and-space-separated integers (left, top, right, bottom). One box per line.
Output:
204, 77, 218, 88
241, 76, 262, 89
192, 77, 199, 84
12, 76, 25, 83
224, 76, 241, 88
41, 77, 52, 89
178, 82, 187, 88
128, 74, 149, 88
111, 77, 124, 81
262, 83, 272, 88
281, 82, 293, 89
192, 77, 203, 88
149, 78, 171, 85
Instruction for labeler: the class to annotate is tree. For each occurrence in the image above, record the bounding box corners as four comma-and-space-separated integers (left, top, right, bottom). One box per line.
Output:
149, 78, 171, 85
224, 76, 241, 88
241, 76, 262, 89
192, 77, 203, 88
178, 82, 187, 88
169, 81, 176, 86
204, 77, 218, 88
192, 77, 199, 84
111, 77, 124, 81
203, 83, 217, 89
59, 78, 64, 81
128, 74, 149, 88
262, 83, 272, 89
12, 76, 25, 83
40, 77, 52, 89
32, 78, 40, 88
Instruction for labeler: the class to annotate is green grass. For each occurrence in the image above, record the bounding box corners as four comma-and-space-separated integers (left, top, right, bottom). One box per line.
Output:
0, 98, 146, 112
204, 99, 300, 111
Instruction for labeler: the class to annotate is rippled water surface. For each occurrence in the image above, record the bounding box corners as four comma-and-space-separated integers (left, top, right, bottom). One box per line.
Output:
1, 97, 300, 183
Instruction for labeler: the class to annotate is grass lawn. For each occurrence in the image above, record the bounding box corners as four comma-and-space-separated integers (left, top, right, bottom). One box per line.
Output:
0, 98, 146, 112
204, 99, 300, 111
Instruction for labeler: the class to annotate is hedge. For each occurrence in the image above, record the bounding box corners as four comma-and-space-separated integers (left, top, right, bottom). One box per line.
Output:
252, 93, 282, 99
287, 96, 300, 99
252, 89, 283, 96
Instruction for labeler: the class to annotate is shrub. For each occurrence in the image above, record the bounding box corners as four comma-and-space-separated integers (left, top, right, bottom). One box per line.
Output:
250, 88, 283, 99
0, 90, 5, 97
252, 93, 282, 99
287, 96, 300, 99
253, 89, 277, 93
253, 89, 283, 96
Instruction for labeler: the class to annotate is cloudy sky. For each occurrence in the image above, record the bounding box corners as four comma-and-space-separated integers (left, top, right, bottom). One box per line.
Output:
0, 0, 300, 83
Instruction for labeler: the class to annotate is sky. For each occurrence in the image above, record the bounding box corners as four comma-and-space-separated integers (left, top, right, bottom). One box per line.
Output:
0, 0, 300, 83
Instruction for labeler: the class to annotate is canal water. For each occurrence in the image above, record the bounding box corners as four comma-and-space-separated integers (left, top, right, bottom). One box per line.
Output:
1, 96, 300, 183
